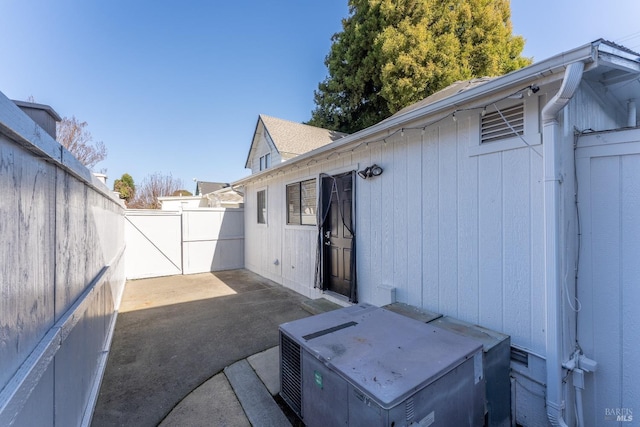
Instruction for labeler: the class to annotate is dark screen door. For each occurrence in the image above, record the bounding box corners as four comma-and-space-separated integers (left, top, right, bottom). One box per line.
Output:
323, 173, 353, 297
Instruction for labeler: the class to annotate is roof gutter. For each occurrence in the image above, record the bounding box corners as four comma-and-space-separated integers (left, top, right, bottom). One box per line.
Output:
541, 60, 585, 427
233, 42, 598, 187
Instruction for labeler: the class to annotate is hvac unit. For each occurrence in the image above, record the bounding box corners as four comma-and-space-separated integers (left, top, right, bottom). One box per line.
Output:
384, 303, 512, 427
279, 304, 485, 427
430, 316, 511, 427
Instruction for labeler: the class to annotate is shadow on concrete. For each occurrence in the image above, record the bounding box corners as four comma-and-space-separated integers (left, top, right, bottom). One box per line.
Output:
91, 270, 311, 427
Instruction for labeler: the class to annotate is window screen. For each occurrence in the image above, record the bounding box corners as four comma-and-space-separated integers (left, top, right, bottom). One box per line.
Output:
287, 179, 316, 225
257, 190, 266, 224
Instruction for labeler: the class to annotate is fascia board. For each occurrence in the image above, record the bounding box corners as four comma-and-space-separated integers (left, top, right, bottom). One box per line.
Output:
234, 42, 600, 187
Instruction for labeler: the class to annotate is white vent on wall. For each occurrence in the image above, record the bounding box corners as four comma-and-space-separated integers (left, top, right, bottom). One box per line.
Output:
481, 103, 524, 143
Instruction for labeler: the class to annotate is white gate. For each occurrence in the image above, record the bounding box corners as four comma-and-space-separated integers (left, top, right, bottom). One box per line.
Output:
125, 208, 244, 279
125, 211, 183, 279
576, 128, 640, 424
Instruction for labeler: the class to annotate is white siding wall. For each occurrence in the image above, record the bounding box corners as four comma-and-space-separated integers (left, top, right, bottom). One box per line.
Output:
242, 81, 634, 426
549, 82, 629, 367
353, 116, 546, 355
243, 82, 628, 355
244, 95, 547, 354
575, 130, 640, 423
248, 131, 283, 174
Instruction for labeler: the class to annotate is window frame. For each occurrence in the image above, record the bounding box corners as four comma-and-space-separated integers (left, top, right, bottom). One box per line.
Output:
286, 178, 317, 226
259, 153, 272, 171
256, 188, 267, 225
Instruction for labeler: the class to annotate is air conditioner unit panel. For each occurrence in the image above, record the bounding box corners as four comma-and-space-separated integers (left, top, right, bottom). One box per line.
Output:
280, 304, 485, 426
344, 358, 483, 427
302, 353, 349, 427
284, 305, 482, 409
280, 303, 378, 341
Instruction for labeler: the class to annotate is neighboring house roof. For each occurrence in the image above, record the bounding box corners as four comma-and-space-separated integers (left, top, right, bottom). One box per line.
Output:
244, 115, 347, 168
195, 181, 228, 195
235, 39, 640, 186
206, 187, 244, 207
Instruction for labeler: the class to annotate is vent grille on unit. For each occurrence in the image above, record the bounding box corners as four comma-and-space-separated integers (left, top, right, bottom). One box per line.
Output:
280, 333, 303, 415
406, 396, 415, 421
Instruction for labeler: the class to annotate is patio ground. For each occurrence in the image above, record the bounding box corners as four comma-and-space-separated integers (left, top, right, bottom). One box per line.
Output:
91, 269, 327, 426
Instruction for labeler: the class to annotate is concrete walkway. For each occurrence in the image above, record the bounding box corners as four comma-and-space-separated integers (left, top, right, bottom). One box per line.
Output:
159, 347, 285, 427
91, 270, 340, 427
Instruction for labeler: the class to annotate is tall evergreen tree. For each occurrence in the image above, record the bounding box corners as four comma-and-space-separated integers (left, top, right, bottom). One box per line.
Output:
308, 0, 531, 133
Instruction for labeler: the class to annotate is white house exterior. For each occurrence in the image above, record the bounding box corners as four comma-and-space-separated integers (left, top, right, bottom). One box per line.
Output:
234, 40, 640, 426
244, 114, 347, 174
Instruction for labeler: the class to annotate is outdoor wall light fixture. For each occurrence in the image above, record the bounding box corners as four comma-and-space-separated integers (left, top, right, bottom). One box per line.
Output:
358, 164, 384, 179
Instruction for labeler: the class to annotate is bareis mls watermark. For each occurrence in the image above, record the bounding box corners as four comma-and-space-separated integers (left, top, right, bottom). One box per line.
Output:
604, 407, 633, 422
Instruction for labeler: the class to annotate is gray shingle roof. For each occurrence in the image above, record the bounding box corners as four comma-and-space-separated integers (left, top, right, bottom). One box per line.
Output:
259, 114, 347, 156
389, 77, 495, 119
195, 181, 228, 195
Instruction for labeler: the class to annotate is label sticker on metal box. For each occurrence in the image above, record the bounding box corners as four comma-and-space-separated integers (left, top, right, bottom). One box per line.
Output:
419, 410, 435, 426
314, 370, 323, 389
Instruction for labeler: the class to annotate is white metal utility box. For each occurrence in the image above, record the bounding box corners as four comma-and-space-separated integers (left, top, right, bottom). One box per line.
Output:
279, 304, 485, 427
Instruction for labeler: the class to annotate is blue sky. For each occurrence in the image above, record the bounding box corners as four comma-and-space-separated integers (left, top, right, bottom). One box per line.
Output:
1, 1, 639, 191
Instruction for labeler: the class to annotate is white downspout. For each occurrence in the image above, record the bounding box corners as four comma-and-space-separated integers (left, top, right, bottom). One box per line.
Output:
541, 61, 585, 427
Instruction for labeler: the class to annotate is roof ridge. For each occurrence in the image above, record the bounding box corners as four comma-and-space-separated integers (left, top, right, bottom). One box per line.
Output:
259, 114, 345, 133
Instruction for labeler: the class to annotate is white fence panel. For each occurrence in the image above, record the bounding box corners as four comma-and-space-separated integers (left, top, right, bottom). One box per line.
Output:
124, 208, 244, 279
182, 209, 244, 274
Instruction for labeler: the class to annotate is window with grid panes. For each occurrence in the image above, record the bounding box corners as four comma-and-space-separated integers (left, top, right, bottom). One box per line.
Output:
286, 179, 316, 225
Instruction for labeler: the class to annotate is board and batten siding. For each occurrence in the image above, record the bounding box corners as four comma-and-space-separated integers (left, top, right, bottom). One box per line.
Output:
353, 110, 545, 356
244, 101, 546, 356
576, 131, 640, 421
243, 83, 627, 356
241, 72, 638, 426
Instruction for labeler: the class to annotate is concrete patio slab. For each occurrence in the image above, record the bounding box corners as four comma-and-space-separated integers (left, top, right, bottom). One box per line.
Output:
91, 269, 311, 427
158, 373, 250, 427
